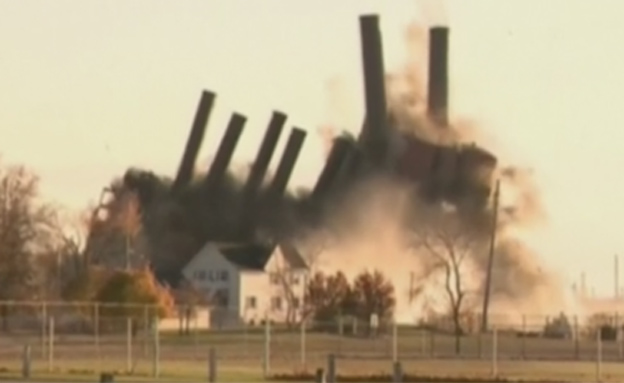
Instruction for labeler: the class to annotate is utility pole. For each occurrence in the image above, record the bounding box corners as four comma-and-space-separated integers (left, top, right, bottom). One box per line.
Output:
481, 179, 500, 333
615, 254, 620, 299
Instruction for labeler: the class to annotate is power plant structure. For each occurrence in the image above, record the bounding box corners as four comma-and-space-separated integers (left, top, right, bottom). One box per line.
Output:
87, 14, 498, 277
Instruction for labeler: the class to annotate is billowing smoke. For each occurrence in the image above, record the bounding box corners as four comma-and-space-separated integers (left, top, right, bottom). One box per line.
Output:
303, 19, 578, 324
89, 162, 311, 283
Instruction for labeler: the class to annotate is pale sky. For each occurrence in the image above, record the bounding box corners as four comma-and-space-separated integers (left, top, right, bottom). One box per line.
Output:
1, 0, 622, 295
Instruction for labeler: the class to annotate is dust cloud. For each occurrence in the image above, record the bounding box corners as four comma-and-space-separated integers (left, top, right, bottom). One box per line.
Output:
305, 18, 581, 326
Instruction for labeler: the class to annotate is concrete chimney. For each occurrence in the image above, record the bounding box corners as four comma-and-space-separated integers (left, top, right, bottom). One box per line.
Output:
427, 26, 449, 127
269, 128, 307, 197
204, 112, 246, 192
358, 14, 388, 167
172, 90, 215, 194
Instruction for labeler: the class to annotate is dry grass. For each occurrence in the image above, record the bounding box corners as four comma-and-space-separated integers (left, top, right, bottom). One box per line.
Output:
0, 328, 618, 381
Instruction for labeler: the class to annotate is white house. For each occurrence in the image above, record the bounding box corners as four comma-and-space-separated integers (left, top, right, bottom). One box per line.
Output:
181, 241, 308, 327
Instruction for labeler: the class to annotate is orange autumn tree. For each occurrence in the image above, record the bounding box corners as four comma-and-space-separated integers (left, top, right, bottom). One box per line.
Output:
95, 267, 175, 328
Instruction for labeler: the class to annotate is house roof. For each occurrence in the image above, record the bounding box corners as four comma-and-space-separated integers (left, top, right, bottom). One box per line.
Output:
216, 241, 307, 271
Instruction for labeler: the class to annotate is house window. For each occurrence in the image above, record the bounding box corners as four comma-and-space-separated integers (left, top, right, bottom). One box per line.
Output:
292, 297, 300, 309
246, 296, 257, 309
194, 270, 206, 281
270, 273, 281, 285
271, 297, 282, 310
220, 270, 229, 282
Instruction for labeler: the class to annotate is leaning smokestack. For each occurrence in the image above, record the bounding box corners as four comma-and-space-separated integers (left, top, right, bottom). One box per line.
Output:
172, 90, 215, 194
427, 26, 449, 127
243, 111, 287, 200
268, 128, 307, 197
358, 14, 389, 168
204, 112, 246, 193
312, 136, 353, 202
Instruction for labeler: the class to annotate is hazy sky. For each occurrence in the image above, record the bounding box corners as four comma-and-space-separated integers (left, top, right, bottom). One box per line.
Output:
1, 0, 622, 295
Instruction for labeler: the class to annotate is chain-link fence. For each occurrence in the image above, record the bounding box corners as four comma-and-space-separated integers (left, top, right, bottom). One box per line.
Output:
0, 301, 621, 379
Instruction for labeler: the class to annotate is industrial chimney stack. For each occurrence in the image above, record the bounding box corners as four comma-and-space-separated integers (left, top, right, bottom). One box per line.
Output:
427, 26, 449, 127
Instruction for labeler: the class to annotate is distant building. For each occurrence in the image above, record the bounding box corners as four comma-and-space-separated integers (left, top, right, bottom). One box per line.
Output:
181, 241, 308, 327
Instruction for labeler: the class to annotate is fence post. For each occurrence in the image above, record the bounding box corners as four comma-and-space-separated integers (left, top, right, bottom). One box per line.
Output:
617, 312, 623, 360
48, 316, 55, 372
208, 347, 217, 383
126, 316, 133, 373
94, 302, 100, 370
520, 315, 526, 359
574, 315, 579, 360
596, 328, 602, 382
315, 368, 325, 383
40, 302, 47, 359
22, 344, 31, 379
491, 326, 498, 378
477, 331, 482, 359
263, 317, 271, 377
300, 318, 307, 369
392, 360, 403, 383
143, 305, 149, 358
338, 315, 344, 335
429, 329, 435, 357
392, 320, 398, 362
152, 315, 160, 378
192, 309, 199, 359
326, 353, 336, 383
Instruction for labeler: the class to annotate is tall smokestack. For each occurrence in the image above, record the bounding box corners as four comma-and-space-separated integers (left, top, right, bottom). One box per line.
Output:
204, 112, 246, 192
312, 136, 353, 202
427, 26, 449, 127
242, 111, 287, 214
358, 14, 389, 167
172, 90, 215, 194
269, 128, 307, 197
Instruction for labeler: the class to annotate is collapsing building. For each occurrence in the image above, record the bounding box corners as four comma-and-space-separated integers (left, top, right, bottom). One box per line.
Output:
88, 14, 497, 278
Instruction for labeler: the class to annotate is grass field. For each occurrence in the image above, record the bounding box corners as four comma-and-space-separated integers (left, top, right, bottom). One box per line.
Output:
0, 326, 618, 381
0, 359, 622, 382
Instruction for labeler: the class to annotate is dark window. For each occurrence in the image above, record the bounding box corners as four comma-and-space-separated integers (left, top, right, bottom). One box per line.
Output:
271, 296, 282, 310
246, 296, 257, 309
194, 270, 206, 281
220, 270, 229, 282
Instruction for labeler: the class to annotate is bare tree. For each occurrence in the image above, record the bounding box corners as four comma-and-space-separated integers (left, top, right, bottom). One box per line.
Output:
0, 164, 59, 329
43, 208, 93, 298
116, 191, 144, 270
268, 244, 308, 327
411, 204, 485, 353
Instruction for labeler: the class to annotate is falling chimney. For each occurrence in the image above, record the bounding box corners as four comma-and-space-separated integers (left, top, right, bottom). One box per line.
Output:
358, 14, 388, 167
312, 136, 353, 202
243, 111, 287, 200
204, 112, 247, 192
269, 128, 307, 197
171, 90, 215, 194
427, 26, 449, 127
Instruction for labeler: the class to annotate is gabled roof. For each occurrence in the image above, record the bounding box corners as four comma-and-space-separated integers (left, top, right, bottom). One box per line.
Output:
218, 243, 273, 270
215, 241, 307, 271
